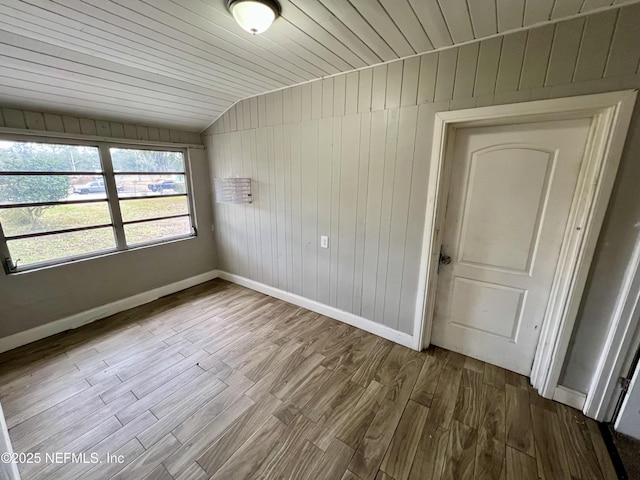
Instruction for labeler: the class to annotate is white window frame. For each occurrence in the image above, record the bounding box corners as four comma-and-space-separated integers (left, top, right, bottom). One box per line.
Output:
0, 134, 198, 273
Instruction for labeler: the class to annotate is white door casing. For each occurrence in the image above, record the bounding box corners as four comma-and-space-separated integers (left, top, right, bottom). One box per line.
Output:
431, 119, 591, 375
413, 90, 637, 403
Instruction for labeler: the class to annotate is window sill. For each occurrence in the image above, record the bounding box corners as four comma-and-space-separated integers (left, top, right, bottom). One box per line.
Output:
5, 234, 197, 276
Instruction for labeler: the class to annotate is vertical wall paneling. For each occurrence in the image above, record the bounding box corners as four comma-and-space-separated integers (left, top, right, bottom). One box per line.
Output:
241, 130, 256, 279
352, 112, 372, 315
236, 102, 245, 131
300, 119, 319, 299
250, 97, 259, 128
383, 106, 419, 329
434, 48, 458, 101
453, 43, 480, 99
317, 117, 333, 305
258, 95, 267, 127
311, 80, 323, 119
495, 31, 527, 94
373, 108, 400, 325
322, 77, 334, 119
274, 124, 287, 289
269, 126, 280, 286
475, 37, 503, 97
371, 64, 388, 111
605, 4, 640, 77
545, 18, 585, 86
401, 57, 421, 107
360, 110, 388, 321
283, 124, 293, 291
358, 67, 373, 113
520, 24, 555, 89
574, 10, 618, 82
336, 114, 360, 312
290, 85, 302, 124
242, 99, 251, 129
256, 126, 273, 284
329, 117, 343, 307
282, 89, 292, 125
333, 74, 346, 117
228, 106, 237, 132
417, 53, 438, 103
345, 72, 359, 115
301, 83, 312, 121
385, 61, 403, 109
290, 123, 303, 296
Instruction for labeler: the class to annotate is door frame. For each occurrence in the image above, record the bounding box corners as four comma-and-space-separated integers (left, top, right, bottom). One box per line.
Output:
413, 90, 637, 401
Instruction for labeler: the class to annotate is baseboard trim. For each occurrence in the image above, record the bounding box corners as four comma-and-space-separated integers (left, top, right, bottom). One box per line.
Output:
553, 385, 587, 410
0, 270, 220, 355
217, 270, 416, 350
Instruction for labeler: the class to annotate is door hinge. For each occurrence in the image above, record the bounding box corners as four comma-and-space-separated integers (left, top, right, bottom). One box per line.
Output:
619, 376, 631, 392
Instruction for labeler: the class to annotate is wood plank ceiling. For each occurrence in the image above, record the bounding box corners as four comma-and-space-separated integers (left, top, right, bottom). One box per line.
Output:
0, 0, 637, 132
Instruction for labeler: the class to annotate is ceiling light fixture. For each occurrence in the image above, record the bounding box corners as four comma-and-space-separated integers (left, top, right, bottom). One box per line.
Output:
228, 0, 280, 35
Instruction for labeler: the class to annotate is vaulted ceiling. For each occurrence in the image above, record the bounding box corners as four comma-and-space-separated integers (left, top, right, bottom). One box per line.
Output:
0, 0, 636, 132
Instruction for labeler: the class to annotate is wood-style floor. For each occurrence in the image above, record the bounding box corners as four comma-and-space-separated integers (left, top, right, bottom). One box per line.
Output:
0, 280, 618, 480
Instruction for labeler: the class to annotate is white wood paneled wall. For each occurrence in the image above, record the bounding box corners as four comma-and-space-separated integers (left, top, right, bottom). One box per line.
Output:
206, 6, 640, 343
0, 107, 202, 145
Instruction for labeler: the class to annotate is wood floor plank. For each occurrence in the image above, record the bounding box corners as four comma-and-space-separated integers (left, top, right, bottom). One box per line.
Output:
171, 374, 254, 443
163, 395, 255, 476
196, 394, 283, 476
253, 414, 317, 479
442, 420, 477, 480
207, 415, 288, 480
556, 404, 604, 480
307, 380, 365, 451
307, 437, 356, 480
408, 425, 449, 480
505, 384, 534, 457
173, 462, 209, 480
427, 363, 463, 429
586, 419, 618, 480
111, 433, 181, 480
505, 446, 537, 480
454, 369, 484, 429
0, 280, 618, 480
531, 404, 571, 480
351, 339, 393, 388
380, 400, 430, 480
373, 344, 415, 386
411, 355, 445, 407
484, 364, 506, 390
336, 380, 387, 449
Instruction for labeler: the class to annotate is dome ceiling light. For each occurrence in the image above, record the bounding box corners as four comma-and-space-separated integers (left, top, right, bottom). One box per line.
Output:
227, 0, 281, 35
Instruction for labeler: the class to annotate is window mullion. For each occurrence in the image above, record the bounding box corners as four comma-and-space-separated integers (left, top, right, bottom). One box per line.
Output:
99, 144, 126, 250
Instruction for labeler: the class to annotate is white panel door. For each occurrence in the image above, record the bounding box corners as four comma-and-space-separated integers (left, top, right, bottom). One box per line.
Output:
432, 118, 591, 375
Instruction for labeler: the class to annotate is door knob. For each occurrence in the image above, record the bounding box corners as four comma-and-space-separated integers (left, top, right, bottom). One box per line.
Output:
440, 254, 451, 265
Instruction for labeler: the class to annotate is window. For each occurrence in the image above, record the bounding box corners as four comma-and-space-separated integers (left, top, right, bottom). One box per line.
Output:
0, 138, 195, 272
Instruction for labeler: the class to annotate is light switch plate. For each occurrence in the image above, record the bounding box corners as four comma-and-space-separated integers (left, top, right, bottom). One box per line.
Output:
320, 235, 329, 249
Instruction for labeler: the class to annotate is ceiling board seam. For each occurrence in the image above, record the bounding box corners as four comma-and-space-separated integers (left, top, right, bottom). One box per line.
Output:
344, 0, 399, 57
201, 1, 638, 133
